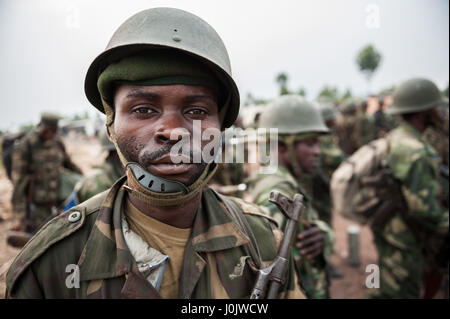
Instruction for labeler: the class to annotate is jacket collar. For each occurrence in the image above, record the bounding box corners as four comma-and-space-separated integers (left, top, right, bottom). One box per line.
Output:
398, 121, 425, 142
77, 176, 134, 281
77, 179, 249, 282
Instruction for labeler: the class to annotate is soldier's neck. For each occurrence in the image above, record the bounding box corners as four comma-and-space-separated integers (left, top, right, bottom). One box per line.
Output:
405, 115, 427, 133
127, 191, 201, 229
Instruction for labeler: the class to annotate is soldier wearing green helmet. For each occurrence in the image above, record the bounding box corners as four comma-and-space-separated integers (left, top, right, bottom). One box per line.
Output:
336, 98, 377, 154
336, 99, 361, 154
246, 95, 335, 298
9, 112, 82, 234
368, 77, 449, 299
6, 8, 304, 299
318, 102, 346, 182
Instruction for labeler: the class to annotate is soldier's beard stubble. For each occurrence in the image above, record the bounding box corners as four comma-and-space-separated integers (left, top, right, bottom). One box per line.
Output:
116, 134, 207, 186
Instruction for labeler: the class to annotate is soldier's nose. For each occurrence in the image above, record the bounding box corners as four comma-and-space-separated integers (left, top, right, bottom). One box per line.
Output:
154, 116, 189, 144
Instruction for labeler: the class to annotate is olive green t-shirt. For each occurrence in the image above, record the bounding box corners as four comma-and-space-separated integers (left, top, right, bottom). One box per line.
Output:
124, 198, 191, 298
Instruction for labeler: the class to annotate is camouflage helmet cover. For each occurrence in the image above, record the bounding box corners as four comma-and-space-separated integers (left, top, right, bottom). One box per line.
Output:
387, 77, 446, 115
84, 7, 240, 128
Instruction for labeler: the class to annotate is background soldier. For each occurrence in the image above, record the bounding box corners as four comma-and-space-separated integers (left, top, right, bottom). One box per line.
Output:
318, 101, 346, 181
336, 99, 361, 155
368, 78, 449, 299
246, 95, 335, 298
63, 130, 123, 211
6, 8, 304, 299
10, 112, 82, 234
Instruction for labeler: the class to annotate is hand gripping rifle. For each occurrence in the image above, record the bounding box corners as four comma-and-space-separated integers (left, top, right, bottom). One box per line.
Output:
250, 191, 305, 299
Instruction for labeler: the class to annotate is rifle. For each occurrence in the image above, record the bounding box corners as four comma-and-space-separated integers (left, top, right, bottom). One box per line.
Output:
250, 191, 304, 299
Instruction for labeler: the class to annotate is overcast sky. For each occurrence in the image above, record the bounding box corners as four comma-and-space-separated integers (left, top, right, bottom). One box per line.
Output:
0, 0, 448, 131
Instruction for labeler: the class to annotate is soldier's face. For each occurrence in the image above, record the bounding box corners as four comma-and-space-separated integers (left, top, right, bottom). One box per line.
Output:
428, 106, 446, 129
38, 124, 57, 141
294, 136, 321, 173
113, 84, 220, 185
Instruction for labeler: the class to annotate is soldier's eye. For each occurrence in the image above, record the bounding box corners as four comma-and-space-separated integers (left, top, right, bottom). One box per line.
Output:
186, 108, 208, 115
133, 107, 154, 114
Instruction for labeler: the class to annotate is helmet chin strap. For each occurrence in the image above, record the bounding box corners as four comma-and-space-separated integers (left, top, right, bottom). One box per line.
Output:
124, 161, 218, 206
102, 98, 220, 206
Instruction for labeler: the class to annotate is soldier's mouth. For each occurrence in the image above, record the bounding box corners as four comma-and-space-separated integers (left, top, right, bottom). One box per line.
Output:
147, 154, 194, 175
148, 163, 193, 175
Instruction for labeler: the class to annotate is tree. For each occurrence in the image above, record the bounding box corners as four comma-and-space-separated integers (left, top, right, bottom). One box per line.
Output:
297, 87, 307, 97
340, 88, 353, 102
244, 92, 268, 106
378, 85, 396, 96
276, 72, 290, 95
443, 83, 449, 99
356, 44, 382, 94
317, 85, 339, 103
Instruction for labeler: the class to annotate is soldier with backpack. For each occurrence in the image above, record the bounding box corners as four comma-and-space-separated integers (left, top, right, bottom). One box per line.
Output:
331, 78, 449, 298
9, 112, 82, 234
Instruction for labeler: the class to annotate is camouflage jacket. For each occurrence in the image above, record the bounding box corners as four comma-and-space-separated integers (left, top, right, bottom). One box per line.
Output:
6, 176, 304, 299
11, 130, 82, 216
245, 166, 334, 298
380, 122, 449, 250
75, 154, 124, 204
319, 133, 346, 179
300, 169, 333, 226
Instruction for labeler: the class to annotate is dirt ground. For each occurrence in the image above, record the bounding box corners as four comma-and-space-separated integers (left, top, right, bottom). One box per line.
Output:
0, 135, 446, 299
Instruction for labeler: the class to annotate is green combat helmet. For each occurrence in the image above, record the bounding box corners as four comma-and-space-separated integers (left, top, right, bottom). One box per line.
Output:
40, 112, 61, 126
85, 7, 239, 129
339, 99, 358, 114
387, 78, 446, 115
259, 95, 329, 135
319, 102, 338, 122
258, 95, 329, 178
83, 8, 241, 207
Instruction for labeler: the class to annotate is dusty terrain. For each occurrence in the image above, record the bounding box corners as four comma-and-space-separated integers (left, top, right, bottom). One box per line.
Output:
0, 135, 446, 299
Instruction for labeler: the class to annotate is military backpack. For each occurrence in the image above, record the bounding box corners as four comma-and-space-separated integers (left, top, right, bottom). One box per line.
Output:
330, 135, 402, 228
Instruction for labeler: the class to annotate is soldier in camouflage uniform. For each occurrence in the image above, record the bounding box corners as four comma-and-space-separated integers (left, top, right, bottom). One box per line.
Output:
246, 95, 335, 298
63, 130, 123, 211
368, 78, 449, 299
422, 103, 449, 210
318, 102, 346, 181
6, 8, 304, 299
336, 99, 361, 155
10, 112, 82, 233
336, 99, 377, 155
